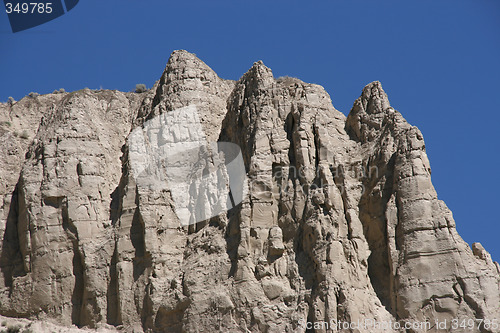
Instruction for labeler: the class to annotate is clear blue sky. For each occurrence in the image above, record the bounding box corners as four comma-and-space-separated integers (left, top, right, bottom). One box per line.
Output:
1, 0, 499, 261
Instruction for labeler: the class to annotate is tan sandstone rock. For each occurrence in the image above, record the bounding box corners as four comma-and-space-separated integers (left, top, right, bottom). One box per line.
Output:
0, 51, 497, 333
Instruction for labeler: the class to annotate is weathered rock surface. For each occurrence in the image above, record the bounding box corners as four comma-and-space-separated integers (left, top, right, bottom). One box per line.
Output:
0, 50, 498, 332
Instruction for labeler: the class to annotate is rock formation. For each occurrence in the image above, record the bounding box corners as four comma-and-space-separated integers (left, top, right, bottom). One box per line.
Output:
0, 50, 498, 332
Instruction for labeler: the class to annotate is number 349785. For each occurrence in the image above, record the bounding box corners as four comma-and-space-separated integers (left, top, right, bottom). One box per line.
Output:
5, 2, 53, 14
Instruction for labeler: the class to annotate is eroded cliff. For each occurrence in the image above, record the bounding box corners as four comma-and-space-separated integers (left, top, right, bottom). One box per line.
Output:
0, 50, 498, 332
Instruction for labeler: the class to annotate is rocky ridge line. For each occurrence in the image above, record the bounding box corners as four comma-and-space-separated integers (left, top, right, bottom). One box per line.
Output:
0, 50, 498, 333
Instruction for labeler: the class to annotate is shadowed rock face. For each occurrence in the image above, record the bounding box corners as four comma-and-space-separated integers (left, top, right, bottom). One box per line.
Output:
0, 50, 498, 333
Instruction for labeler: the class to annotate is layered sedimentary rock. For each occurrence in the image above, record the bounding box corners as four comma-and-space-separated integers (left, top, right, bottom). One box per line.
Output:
0, 50, 498, 332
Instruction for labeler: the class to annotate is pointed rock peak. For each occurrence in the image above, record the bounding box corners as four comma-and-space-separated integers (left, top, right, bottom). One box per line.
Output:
162, 50, 217, 80
251, 60, 267, 69
150, 50, 223, 113
158, 49, 219, 87
167, 49, 203, 65
359, 81, 391, 115
346, 81, 394, 142
238, 60, 274, 89
248, 60, 273, 77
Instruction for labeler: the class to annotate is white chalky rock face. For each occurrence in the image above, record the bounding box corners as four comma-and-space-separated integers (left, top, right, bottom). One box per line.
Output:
129, 105, 248, 226
0, 50, 497, 333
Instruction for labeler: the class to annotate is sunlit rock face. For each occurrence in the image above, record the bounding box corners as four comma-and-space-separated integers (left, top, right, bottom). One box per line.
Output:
0, 50, 498, 333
